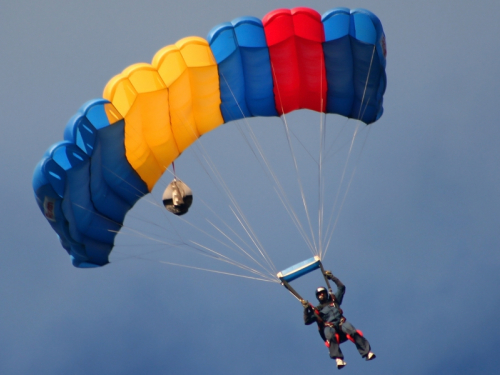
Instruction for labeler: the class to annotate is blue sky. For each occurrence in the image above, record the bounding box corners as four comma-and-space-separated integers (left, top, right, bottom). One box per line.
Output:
2, 1, 500, 374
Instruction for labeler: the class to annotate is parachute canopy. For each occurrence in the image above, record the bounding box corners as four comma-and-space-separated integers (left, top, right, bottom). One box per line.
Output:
33, 7, 387, 268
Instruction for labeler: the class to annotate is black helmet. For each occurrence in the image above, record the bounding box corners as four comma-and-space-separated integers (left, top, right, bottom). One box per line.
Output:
315, 286, 329, 300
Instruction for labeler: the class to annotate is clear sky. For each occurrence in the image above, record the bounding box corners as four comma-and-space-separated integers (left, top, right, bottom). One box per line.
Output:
2, 0, 500, 374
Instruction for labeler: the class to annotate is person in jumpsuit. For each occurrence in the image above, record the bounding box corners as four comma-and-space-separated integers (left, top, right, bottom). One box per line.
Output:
301, 271, 376, 369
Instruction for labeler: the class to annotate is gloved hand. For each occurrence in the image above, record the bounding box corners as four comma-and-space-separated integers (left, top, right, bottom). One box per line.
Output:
324, 270, 333, 279
301, 299, 310, 308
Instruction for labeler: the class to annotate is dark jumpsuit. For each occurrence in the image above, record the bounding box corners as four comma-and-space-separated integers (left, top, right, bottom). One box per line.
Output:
303, 275, 371, 360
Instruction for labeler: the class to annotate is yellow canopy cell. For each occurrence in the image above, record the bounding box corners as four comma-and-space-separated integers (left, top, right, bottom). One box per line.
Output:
103, 63, 179, 191
176, 37, 224, 136
153, 45, 200, 153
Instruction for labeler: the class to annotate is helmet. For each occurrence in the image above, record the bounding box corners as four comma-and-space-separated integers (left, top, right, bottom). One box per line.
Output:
315, 286, 329, 300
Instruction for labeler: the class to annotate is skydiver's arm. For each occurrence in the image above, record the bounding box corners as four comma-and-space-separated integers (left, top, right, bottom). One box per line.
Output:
303, 305, 316, 325
325, 271, 346, 304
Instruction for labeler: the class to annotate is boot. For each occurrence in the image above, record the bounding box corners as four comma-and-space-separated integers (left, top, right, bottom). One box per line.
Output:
366, 352, 376, 361
336, 358, 346, 369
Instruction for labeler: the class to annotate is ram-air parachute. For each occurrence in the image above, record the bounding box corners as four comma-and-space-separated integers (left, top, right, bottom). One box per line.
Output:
32, 7, 386, 270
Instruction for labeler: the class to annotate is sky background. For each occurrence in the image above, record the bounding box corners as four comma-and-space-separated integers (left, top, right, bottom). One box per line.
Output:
2, 0, 500, 374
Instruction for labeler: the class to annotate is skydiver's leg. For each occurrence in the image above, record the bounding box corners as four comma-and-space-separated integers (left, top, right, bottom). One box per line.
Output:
341, 321, 371, 358
324, 327, 343, 359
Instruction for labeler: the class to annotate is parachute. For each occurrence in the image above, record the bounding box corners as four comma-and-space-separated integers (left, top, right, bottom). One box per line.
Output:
32, 7, 386, 269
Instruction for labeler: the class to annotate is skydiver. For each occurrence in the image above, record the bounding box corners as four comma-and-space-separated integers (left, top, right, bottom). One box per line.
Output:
301, 270, 375, 370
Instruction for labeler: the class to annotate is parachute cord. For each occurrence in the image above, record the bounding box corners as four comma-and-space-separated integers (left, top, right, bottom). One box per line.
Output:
113, 239, 277, 282
237, 121, 318, 255
172, 145, 277, 279
318, 109, 326, 256
323, 127, 371, 257
219, 71, 317, 256
204, 217, 276, 274
289, 129, 319, 164
172, 211, 275, 278
110, 226, 276, 281
320, 122, 360, 259
357, 45, 376, 122
188, 240, 277, 280
192, 139, 278, 275
323, 119, 351, 162
271, 62, 319, 257
114, 251, 277, 283
153, 109, 278, 278
165, 157, 278, 279
227, 205, 278, 272
280, 102, 319, 256
322, 124, 371, 259
172, 161, 177, 180
195, 193, 263, 264
234, 120, 317, 256
320, 46, 376, 259
158, 181, 276, 278
157, 260, 279, 283
318, 55, 325, 256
